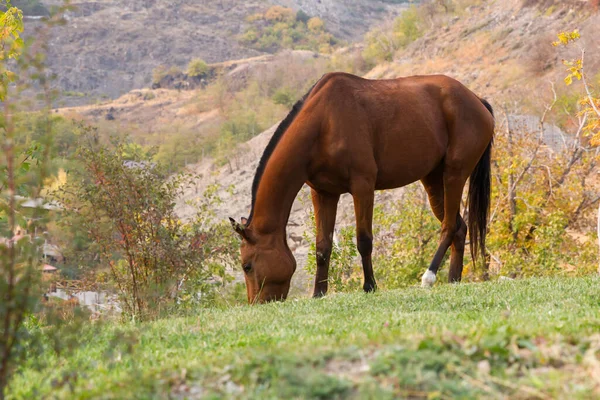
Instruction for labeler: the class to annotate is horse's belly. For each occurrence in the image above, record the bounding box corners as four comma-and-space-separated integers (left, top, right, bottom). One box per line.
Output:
374, 146, 444, 190
306, 171, 350, 194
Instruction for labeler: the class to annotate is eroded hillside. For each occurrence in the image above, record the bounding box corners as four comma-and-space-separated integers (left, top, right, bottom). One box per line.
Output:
34, 0, 408, 105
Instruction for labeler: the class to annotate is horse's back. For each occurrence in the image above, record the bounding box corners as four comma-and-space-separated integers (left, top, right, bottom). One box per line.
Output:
304, 73, 493, 192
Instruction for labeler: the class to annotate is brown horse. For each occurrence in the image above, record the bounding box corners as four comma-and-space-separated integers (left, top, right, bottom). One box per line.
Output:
230, 73, 494, 303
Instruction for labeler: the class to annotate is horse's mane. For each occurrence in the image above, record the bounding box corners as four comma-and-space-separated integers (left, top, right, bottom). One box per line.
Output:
246, 85, 316, 225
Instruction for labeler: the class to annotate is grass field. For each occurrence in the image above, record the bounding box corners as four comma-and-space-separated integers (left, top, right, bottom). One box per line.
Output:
10, 277, 600, 399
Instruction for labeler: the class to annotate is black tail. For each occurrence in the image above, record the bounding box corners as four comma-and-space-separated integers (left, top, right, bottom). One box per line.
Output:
468, 99, 494, 264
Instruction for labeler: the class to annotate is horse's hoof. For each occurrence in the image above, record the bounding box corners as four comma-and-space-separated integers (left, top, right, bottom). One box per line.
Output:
421, 270, 436, 288
363, 283, 377, 293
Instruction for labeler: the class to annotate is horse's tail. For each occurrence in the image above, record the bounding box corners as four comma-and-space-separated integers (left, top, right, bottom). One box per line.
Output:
468, 99, 494, 264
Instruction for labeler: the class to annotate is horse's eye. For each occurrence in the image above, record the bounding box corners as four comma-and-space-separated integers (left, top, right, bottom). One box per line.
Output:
243, 263, 252, 273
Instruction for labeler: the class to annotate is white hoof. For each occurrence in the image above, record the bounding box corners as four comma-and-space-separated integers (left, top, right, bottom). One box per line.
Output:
421, 270, 436, 288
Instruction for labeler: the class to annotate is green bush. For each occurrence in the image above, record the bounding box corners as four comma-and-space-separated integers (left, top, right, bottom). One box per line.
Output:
272, 87, 295, 107
372, 185, 441, 288
57, 134, 234, 320
362, 5, 424, 65
187, 58, 209, 78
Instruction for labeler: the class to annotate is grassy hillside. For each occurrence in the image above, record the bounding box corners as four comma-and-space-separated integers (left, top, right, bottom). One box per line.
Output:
11, 277, 600, 399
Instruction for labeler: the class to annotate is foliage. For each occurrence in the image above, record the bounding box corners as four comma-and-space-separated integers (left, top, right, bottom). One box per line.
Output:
485, 116, 598, 278
0, 2, 79, 398
151, 65, 168, 84
56, 133, 234, 320
553, 30, 600, 144
186, 58, 208, 78
0, 2, 23, 101
8, 277, 600, 398
362, 6, 424, 64
271, 87, 295, 107
0, 3, 40, 397
295, 9, 310, 24
240, 6, 339, 54
372, 186, 441, 288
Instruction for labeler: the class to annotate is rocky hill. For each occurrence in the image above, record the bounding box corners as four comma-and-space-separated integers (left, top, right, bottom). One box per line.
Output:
31, 0, 409, 105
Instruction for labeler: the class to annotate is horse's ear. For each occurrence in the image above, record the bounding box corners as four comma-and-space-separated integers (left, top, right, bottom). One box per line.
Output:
229, 217, 253, 242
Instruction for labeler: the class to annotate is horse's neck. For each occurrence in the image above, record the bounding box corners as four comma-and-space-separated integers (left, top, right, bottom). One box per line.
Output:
251, 129, 311, 235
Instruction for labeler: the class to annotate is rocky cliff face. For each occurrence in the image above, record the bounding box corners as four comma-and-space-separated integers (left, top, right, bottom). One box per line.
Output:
32, 0, 408, 106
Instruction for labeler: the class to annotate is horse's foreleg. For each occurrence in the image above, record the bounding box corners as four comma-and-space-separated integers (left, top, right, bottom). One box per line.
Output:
351, 180, 377, 293
311, 189, 339, 298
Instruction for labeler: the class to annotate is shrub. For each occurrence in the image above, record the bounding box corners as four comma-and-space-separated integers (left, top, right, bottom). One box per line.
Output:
362, 5, 425, 65
372, 186, 441, 288
307, 17, 325, 33
272, 87, 295, 107
296, 9, 311, 24
187, 58, 209, 78
393, 6, 423, 47
57, 133, 233, 320
265, 5, 295, 22
152, 65, 168, 84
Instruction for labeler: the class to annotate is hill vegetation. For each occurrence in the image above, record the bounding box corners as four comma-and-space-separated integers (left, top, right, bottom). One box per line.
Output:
240, 6, 338, 53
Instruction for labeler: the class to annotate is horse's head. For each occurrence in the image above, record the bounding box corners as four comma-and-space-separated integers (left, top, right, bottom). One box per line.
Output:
229, 217, 296, 303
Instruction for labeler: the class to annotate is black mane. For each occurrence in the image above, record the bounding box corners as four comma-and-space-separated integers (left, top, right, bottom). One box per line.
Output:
246, 86, 315, 225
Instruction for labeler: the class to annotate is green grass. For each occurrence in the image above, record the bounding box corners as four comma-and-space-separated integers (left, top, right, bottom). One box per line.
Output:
11, 277, 600, 399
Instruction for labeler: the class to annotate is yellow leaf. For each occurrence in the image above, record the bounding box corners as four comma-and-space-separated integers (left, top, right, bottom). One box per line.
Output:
564, 75, 573, 86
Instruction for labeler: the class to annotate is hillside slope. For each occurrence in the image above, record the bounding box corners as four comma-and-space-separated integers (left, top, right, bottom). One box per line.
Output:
366, 0, 600, 109
34, 0, 408, 105
10, 277, 600, 398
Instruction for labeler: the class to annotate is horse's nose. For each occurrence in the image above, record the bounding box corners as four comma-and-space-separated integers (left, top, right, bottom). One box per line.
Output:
259, 292, 287, 303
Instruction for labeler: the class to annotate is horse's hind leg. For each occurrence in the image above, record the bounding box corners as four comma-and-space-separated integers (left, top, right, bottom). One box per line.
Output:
311, 189, 340, 298
351, 179, 377, 293
420, 166, 468, 286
